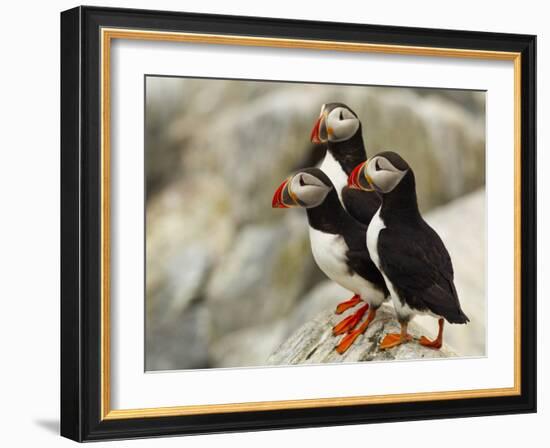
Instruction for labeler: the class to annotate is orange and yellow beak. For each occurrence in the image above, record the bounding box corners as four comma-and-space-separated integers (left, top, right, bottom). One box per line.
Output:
310, 110, 329, 144
347, 162, 364, 188
272, 178, 290, 208
272, 176, 302, 208
348, 161, 375, 191
310, 115, 323, 143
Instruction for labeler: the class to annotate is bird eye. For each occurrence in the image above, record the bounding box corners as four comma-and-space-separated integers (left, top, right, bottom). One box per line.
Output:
339, 110, 344, 120
299, 175, 306, 187
375, 159, 382, 171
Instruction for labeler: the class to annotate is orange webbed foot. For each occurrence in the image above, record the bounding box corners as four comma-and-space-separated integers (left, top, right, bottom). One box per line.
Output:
332, 304, 368, 335
336, 329, 362, 354
335, 308, 377, 354
335, 295, 361, 314
332, 314, 357, 336
418, 319, 444, 350
419, 336, 443, 349
379, 332, 412, 350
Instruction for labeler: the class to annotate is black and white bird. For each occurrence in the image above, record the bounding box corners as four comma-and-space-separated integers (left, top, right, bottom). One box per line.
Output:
348, 151, 469, 350
272, 168, 389, 353
310, 103, 381, 224
309, 103, 385, 337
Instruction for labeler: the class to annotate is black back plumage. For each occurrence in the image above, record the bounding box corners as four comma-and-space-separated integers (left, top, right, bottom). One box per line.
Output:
377, 167, 469, 324
341, 187, 382, 226
300, 168, 388, 296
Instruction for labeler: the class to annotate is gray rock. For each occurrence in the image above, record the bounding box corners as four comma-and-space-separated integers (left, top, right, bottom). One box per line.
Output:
205, 220, 314, 338
145, 176, 237, 333
210, 320, 288, 368
145, 303, 211, 371
268, 305, 454, 365
147, 244, 210, 327
144, 177, 236, 371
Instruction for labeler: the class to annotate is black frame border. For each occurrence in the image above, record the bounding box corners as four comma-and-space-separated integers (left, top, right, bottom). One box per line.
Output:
61, 6, 536, 442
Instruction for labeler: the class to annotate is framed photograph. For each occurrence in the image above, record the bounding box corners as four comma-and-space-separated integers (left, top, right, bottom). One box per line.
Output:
60, 6, 536, 442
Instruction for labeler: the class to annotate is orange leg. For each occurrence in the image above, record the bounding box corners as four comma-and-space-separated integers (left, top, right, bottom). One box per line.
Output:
332, 304, 369, 336
336, 308, 377, 354
419, 318, 444, 349
379, 321, 413, 350
335, 294, 361, 314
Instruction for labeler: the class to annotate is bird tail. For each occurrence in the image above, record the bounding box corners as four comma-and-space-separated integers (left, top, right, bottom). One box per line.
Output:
447, 308, 469, 324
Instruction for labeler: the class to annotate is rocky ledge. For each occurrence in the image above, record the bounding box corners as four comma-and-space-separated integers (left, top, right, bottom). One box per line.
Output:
267, 304, 454, 365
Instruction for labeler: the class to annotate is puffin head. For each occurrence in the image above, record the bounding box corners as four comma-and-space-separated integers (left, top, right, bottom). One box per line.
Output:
310, 103, 360, 144
272, 168, 333, 209
348, 151, 410, 194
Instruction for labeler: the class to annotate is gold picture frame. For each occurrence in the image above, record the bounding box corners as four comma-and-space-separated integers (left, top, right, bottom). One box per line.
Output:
61, 6, 536, 442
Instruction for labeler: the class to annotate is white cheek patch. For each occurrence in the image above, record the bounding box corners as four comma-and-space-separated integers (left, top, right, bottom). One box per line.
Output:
326, 107, 360, 142
331, 119, 360, 142
296, 185, 331, 208
367, 161, 407, 193
377, 171, 404, 192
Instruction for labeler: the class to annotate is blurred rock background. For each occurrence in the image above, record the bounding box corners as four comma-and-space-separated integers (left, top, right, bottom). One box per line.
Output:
145, 76, 486, 371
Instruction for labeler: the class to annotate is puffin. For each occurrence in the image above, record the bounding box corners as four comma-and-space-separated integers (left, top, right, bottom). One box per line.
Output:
348, 151, 469, 350
309, 103, 384, 339
310, 102, 381, 224
272, 168, 389, 353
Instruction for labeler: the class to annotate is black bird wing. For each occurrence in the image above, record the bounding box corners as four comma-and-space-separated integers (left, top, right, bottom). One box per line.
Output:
338, 218, 388, 294
345, 248, 388, 294
341, 187, 381, 226
378, 223, 469, 324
